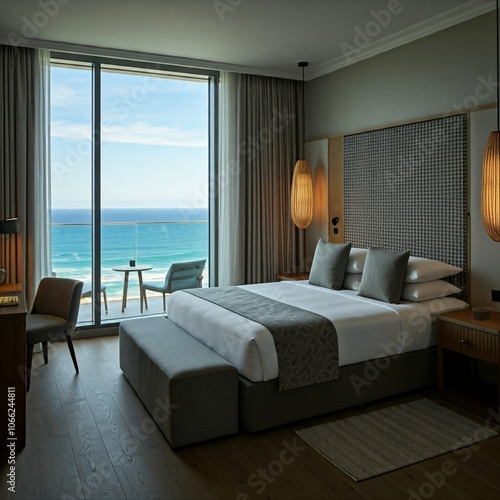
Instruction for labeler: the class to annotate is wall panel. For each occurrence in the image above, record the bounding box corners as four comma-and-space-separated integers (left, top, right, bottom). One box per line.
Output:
343, 114, 468, 298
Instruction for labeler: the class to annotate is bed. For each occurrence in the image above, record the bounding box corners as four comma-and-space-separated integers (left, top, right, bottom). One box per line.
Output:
166, 246, 468, 431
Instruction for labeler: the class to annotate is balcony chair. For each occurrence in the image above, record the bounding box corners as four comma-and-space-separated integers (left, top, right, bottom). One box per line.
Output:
26, 277, 83, 391
81, 284, 108, 313
140, 259, 206, 313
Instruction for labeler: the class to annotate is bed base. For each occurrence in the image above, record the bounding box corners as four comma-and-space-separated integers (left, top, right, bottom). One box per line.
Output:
239, 347, 437, 431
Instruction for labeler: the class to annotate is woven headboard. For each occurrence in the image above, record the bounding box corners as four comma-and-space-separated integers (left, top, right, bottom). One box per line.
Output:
341, 114, 468, 299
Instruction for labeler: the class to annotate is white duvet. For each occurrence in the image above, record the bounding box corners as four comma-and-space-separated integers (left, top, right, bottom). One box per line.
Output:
167, 281, 468, 382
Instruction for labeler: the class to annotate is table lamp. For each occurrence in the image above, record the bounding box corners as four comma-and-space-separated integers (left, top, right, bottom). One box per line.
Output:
0, 218, 20, 284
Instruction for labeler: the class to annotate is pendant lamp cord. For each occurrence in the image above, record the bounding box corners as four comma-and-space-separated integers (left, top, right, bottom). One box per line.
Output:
302, 64, 305, 143
298, 62, 308, 156
497, 0, 499, 131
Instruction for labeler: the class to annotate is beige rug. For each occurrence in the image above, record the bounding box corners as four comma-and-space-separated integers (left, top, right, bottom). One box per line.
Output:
296, 399, 497, 481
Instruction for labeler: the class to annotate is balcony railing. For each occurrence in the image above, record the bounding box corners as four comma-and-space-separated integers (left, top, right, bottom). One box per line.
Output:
51, 219, 208, 323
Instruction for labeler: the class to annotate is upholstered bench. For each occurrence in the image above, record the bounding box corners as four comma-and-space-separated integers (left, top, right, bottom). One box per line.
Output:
119, 316, 239, 448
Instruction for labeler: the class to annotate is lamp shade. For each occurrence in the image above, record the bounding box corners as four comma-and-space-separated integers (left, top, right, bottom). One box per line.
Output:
291, 160, 313, 229
0, 218, 20, 235
482, 131, 500, 241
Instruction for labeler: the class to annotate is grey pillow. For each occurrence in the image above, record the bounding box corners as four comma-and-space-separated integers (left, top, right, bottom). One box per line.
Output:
309, 240, 351, 290
358, 248, 410, 303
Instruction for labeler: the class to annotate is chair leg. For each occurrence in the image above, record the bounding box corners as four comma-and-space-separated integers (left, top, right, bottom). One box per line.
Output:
42, 341, 49, 364
162, 293, 166, 312
102, 288, 108, 313
65, 335, 79, 374
26, 344, 34, 392
141, 288, 148, 313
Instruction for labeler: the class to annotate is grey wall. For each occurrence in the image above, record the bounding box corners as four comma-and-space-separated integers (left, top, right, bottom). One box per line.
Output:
304, 140, 329, 260
304, 11, 499, 307
306, 12, 496, 139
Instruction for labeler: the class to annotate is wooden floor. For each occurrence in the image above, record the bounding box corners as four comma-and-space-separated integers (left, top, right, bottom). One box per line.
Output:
2, 336, 500, 500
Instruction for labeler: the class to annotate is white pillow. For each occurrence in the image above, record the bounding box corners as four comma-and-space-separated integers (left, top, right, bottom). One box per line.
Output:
346, 248, 368, 273
343, 273, 362, 291
401, 280, 461, 302
404, 257, 462, 283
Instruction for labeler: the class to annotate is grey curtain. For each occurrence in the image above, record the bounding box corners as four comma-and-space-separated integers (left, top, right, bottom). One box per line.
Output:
218, 72, 303, 285
0, 45, 51, 303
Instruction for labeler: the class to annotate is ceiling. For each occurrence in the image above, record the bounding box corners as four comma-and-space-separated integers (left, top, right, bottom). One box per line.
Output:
0, 0, 495, 80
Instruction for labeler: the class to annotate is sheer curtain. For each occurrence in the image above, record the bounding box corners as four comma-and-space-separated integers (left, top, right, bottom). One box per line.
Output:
0, 45, 51, 303
218, 72, 303, 285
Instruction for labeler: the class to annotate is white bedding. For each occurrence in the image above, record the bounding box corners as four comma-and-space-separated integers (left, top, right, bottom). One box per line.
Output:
167, 281, 468, 382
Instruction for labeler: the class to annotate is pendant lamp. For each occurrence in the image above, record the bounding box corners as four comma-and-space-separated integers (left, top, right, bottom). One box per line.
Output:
291, 61, 313, 229
482, 0, 500, 241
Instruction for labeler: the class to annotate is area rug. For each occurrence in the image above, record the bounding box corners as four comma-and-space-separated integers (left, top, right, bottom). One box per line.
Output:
296, 399, 497, 481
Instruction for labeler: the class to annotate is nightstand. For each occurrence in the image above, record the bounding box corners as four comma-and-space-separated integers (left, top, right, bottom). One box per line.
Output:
276, 272, 309, 282
437, 309, 499, 418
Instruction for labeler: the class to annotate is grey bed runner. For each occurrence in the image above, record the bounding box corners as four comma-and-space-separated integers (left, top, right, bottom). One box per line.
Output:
186, 287, 339, 391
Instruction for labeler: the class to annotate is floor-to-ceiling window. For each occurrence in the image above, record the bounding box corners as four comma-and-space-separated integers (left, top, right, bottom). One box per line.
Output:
50, 55, 216, 326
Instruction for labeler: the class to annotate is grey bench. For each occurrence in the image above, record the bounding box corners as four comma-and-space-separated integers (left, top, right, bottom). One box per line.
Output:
119, 316, 239, 448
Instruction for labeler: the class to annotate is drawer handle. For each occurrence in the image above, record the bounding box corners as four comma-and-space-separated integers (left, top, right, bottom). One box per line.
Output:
460, 339, 469, 344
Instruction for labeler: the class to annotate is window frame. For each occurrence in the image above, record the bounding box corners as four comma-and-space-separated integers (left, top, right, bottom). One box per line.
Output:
50, 52, 219, 327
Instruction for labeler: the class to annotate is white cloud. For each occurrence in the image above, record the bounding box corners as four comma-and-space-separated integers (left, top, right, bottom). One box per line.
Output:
51, 81, 91, 109
102, 121, 207, 148
51, 121, 91, 141
51, 120, 207, 148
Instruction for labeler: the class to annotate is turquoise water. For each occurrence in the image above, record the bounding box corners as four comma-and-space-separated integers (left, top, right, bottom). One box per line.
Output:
51, 208, 208, 299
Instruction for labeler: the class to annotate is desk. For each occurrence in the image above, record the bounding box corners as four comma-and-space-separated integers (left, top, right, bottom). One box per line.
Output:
0, 284, 26, 450
112, 265, 152, 312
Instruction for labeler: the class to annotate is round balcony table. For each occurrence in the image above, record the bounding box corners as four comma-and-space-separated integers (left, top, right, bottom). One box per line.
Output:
112, 264, 152, 312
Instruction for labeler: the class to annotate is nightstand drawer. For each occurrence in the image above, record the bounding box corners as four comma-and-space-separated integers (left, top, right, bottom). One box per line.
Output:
439, 321, 498, 364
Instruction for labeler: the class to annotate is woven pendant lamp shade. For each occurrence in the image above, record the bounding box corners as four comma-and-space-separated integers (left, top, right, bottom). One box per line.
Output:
482, 131, 500, 241
291, 159, 313, 229
482, 0, 500, 241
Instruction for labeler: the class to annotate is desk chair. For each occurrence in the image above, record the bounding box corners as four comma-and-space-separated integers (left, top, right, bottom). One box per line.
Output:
26, 277, 83, 391
81, 284, 108, 313
141, 259, 206, 313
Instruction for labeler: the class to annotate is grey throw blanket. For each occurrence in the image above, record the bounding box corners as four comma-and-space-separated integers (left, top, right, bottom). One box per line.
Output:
186, 287, 339, 391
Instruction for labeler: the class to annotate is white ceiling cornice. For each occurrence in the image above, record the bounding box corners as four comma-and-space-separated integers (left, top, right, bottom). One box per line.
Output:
308, 0, 496, 80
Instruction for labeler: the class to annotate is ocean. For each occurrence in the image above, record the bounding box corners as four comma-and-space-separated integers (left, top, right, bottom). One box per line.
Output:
51, 208, 208, 300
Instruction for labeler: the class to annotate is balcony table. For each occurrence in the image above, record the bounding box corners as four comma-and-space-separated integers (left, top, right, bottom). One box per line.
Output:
112, 265, 152, 312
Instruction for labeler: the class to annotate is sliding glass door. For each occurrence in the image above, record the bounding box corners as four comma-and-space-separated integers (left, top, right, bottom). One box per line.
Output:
50, 61, 93, 322
50, 56, 215, 326
100, 66, 209, 320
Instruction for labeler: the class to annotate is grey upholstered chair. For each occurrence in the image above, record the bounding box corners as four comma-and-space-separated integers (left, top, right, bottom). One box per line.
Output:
140, 259, 206, 313
81, 284, 108, 313
26, 277, 83, 391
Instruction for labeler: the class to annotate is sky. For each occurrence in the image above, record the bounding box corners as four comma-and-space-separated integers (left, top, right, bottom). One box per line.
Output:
50, 64, 209, 209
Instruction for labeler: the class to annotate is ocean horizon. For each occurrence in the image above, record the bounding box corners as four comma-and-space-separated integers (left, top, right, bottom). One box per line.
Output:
51, 208, 209, 300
